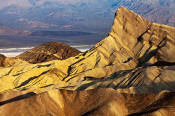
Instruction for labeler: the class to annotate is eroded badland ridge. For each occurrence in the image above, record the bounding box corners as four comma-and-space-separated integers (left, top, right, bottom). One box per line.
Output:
16, 41, 81, 64
0, 7, 175, 116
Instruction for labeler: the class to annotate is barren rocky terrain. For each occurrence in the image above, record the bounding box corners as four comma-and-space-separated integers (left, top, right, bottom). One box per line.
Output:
0, 7, 175, 116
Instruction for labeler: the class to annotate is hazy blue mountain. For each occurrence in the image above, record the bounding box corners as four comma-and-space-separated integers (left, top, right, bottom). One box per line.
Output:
0, 0, 174, 33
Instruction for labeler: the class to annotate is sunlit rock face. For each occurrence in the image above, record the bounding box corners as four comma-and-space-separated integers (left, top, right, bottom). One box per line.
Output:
0, 7, 175, 116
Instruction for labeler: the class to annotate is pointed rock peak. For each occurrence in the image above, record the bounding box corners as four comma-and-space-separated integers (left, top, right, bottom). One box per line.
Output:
109, 6, 150, 49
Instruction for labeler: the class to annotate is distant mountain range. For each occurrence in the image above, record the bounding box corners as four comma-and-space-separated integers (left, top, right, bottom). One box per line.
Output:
30, 30, 93, 37
0, 0, 174, 34
0, 25, 31, 36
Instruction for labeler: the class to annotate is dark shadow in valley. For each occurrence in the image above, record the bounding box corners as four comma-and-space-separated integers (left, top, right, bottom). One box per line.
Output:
0, 92, 35, 106
127, 108, 160, 116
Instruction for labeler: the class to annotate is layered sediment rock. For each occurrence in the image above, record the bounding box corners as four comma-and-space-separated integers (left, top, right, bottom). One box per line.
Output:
17, 41, 81, 64
0, 6, 175, 116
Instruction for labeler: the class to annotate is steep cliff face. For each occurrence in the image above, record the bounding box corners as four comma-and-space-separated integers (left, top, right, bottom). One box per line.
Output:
0, 7, 175, 116
17, 41, 81, 64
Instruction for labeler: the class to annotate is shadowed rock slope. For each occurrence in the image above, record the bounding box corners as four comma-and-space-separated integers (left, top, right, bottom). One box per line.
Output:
16, 41, 81, 64
0, 6, 175, 116
0, 54, 28, 68
0, 54, 5, 67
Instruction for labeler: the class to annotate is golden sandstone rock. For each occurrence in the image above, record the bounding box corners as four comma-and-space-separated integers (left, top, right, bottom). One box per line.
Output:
0, 7, 175, 116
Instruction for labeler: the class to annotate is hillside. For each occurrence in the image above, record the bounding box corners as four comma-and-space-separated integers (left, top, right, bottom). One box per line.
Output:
0, 7, 175, 116
17, 41, 81, 63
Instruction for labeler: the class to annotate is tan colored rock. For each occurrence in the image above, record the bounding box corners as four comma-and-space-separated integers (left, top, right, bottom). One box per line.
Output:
1, 89, 175, 116
0, 6, 174, 94
0, 6, 175, 116
0, 54, 28, 68
3, 57, 28, 67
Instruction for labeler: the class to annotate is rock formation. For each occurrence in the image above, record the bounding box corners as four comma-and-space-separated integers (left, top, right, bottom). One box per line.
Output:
17, 41, 81, 64
1, 89, 175, 116
0, 54, 28, 68
0, 6, 175, 116
112, 0, 175, 26
0, 54, 6, 67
